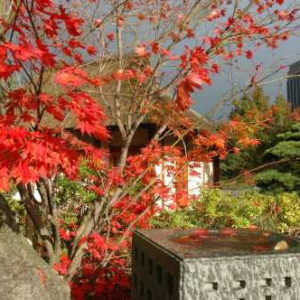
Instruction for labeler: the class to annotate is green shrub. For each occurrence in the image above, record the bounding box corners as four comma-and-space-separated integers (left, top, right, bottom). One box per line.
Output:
151, 189, 300, 233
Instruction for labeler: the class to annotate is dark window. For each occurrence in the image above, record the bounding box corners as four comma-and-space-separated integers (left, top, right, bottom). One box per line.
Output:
140, 282, 144, 297
133, 273, 138, 289
134, 247, 139, 262
212, 282, 218, 291
156, 265, 162, 284
148, 258, 153, 275
285, 277, 292, 288
167, 274, 173, 295
265, 278, 272, 286
147, 289, 152, 300
141, 252, 145, 267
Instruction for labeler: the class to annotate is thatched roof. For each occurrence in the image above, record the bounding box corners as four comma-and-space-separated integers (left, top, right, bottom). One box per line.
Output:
40, 56, 210, 131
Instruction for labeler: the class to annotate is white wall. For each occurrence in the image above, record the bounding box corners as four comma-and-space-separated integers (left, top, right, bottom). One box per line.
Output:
155, 160, 214, 202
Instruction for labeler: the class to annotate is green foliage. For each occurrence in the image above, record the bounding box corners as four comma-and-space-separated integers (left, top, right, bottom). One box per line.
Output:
54, 164, 98, 224
273, 94, 293, 132
255, 122, 300, 192
151, 189, 300, 233
230, 86, 270, 120
221, 88, 293, 181
255, 170, 300, 191
55, 175, 97, 206
266, 140, 300, 157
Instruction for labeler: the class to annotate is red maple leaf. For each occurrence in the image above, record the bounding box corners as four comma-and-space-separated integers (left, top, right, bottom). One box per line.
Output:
245, 50, 253, 59
54, 67, 88, 87
86, 45, 97, 55
135, 45, 148, 57
107, 32, 115, 41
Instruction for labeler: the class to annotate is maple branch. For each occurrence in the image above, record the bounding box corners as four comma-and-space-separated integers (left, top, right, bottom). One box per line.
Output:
0, 0, 21, 41
66, 196, 113, 280
89, 157, 193, 283
114, 2, 127, 141
221, 157, 300, 185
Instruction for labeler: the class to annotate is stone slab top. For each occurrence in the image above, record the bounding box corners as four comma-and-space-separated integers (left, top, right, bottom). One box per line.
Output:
135, 228, 300, 260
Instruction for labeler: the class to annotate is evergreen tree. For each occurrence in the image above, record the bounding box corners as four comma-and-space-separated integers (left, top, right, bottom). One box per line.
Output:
221, 87, 293, 182
272, 94, 293, 133
255, 123, 300, 192
230, 86, 270, 121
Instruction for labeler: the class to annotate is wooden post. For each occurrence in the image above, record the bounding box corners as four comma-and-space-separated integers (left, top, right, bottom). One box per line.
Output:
213, 156, 220, 187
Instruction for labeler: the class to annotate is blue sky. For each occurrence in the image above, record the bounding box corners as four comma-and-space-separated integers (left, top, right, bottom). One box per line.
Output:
193, 27, 300, 119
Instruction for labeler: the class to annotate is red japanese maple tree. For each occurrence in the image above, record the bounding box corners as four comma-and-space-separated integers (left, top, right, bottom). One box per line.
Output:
0, 0, 298, 299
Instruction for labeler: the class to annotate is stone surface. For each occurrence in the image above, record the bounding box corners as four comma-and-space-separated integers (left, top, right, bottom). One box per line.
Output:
0, 196, 71, 300
132, 228, 300, 300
